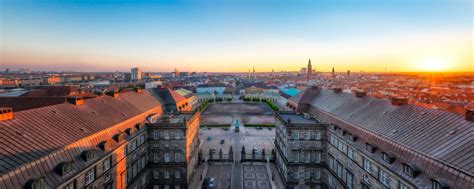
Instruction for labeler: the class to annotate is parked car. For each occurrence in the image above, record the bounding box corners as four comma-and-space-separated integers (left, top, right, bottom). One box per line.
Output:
220, 139, 225, 144
208, 178, 216, 188
207, 136, 212, 141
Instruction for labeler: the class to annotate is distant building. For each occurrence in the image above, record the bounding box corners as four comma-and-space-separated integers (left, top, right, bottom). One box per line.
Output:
131, 67, 143, 81
307, 59, 312, 81
145, 81, 163, 89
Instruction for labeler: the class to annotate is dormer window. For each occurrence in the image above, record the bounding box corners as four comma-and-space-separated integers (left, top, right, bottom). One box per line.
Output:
348, 134, 358, 142
381, 152, 395, 164
98, 140, 114, 151
431, 179, 449, 189
112, 132, 125, 142
403, 163, 420, 178
55, 161, 74, 176
24, 177, 45, 189
365, 143, 377, 153
80, 150, 96, 162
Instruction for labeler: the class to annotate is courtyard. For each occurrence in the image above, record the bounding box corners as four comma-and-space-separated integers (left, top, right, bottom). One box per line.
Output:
190, 101, 283, 189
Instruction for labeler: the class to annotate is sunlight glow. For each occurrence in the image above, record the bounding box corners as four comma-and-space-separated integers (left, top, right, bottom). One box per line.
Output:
416, 57, 452, 72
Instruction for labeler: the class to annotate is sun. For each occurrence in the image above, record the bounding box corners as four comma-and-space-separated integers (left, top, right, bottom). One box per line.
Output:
416, 57, 451, 72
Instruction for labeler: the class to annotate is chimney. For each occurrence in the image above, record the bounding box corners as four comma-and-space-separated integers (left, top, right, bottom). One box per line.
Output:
391, 97, 408, 106
355, 90, 367, 98
134, 87, 142, 93
106, 90, 119, 98
466, 109, 474, 122
0, 107, 13, 121
67, 96, 84, 106
333, 88, 342, 93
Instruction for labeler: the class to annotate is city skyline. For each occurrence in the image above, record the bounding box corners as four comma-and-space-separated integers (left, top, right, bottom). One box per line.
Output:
1, 0, 473, 72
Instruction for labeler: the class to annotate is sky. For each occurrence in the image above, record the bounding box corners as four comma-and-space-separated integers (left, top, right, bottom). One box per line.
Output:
0, 0, 472, 72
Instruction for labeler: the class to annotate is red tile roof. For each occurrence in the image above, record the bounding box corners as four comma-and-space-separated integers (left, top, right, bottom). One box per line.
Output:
0, 90, 162, 176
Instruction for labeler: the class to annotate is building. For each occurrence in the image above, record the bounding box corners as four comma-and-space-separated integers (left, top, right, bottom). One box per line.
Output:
0, 90, 163, 189
147, 112, 200, 189
284, 87, 474, 189
307, 59, 312, 81
274, 112, 327, 188
131, 67, 143, 81
150, 87, 192, 113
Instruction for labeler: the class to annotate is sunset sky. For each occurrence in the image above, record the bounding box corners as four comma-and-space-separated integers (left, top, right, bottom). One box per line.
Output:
0, 0, 472, 72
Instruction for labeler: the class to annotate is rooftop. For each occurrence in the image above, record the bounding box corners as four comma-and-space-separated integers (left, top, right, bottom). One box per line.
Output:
278, 112, 319, 125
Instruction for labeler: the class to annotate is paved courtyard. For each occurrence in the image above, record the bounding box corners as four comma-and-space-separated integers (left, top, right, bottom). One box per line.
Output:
206, 164, 232, 189
243, 163, 271, 189
190, 102, 283, 189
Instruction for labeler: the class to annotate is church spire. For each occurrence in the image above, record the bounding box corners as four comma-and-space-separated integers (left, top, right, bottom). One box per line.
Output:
307, 58, 312, 82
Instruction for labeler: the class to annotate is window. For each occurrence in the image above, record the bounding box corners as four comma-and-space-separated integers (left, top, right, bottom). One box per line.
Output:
175, 170, 180, 178
315, 152, 321, 163
304, 152, 310, 163
164, 131, 170, 140
139, 134, 146, 144
175, 152, 181, 162
314, 170, 321, 179
363, 158, 373, 174
131, 140, 137, 151
85, 168, 95, 185
382, 152, 393, 164
153, 131, 159, 139
315, 131, 321, 140
29, 178, 45, 189
140, 155, 146, 169
164, 153, 171, 163
304, 132, 310, 140
141, 176, 146, 186
336, 161, 343, 178
175, 185, 180, 189
399, 182, 409, 189
348, 148, 354, 160
154, 152, 159, 162
293, 152, 299, 162
65, 181, 75, 189
154, 185, 160, 189
403, 164, 415, 177
153, 169, 160, 179
346, 172, 353, 189
328, 175, 334, 188
103, 157, 111, 171
431, 180, 446, 189
379, 169, 391, 187
164, 171, 170, 179
292, 132, 299, 140
175, 131, 181, 140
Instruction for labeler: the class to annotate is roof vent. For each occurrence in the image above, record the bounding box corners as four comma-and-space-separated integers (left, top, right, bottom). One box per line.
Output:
106, 90, 119, 98
67, 96, 84, 106
0, 107, 13, 121
333, 88, 342, 93
391, 96, 408, 106
355, 90, 367, 98
466, 109, 474, 122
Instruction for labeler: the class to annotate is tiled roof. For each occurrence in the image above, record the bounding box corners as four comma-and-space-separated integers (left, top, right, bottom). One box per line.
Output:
150, 87, 186, 105
0, 90, 162, 175
309, 89, 474, 175
0, 97, 67, 112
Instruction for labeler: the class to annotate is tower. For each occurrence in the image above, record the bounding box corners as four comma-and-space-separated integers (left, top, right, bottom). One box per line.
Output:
332, 67, 335, 78
307, 59, 312, 81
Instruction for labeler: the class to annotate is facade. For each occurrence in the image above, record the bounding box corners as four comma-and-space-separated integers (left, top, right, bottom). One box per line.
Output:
282, 87, 474, 189
131, 67, 143, 81
148, 112, 200, 189
274, 112, 328, 189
